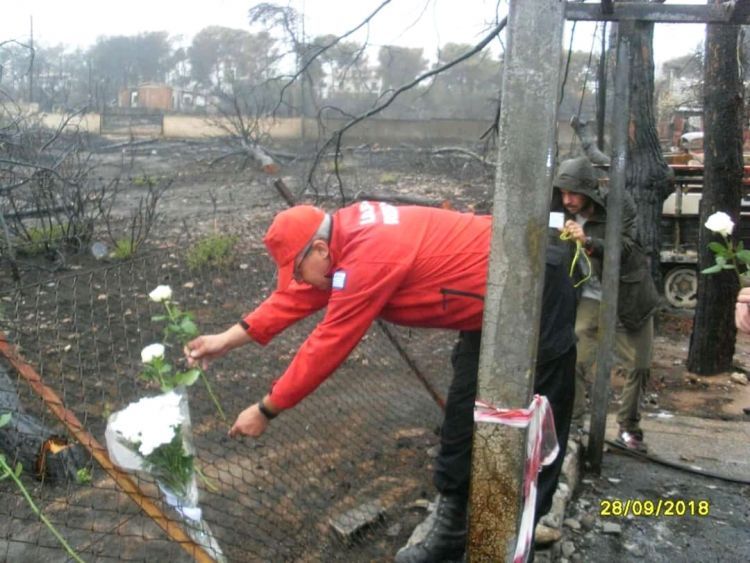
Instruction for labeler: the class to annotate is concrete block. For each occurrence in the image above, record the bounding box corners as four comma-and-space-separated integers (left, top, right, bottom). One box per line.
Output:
328, 500, 385, 541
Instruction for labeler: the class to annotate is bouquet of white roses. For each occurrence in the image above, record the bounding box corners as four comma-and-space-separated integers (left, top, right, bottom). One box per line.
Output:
106, 390, 197, 506
105, 285, 228, 558
105, 389, 225, 561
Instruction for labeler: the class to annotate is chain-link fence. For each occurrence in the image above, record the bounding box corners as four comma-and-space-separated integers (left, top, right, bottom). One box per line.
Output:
0, 213, 461, 561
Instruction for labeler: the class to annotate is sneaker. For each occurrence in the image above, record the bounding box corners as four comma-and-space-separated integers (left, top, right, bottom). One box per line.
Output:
616, 430, 648, 453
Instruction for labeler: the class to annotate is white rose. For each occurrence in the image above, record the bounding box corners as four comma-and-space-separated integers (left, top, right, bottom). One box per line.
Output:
141, 343, 165, 364
705, 211, 734, 237
137, 421, 177, 456
109, 391, 184, 456
149, 285, 173, 303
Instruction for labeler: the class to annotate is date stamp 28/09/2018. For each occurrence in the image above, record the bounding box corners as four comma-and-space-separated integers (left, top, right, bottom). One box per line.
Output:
599, 499, 710, 518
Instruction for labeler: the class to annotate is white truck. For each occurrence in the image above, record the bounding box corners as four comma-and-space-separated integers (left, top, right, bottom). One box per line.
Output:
660, 164, 749, 308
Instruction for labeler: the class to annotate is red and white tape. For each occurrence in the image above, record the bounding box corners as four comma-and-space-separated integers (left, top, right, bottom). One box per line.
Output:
474, 394, 559, 563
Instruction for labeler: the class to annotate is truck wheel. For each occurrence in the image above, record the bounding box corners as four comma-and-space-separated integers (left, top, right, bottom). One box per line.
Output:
664, 267, 698, 308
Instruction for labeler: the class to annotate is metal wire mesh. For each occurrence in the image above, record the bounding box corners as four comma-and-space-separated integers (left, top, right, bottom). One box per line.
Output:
0, 225, 459, 561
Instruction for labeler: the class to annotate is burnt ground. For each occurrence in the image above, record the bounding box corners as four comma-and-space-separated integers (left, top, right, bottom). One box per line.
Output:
542, 311, 750, 563
555, 451, 750, 563
1, 137, 749, 562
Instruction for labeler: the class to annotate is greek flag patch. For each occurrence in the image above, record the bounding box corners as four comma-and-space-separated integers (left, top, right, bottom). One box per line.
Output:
332, 270, 347, 290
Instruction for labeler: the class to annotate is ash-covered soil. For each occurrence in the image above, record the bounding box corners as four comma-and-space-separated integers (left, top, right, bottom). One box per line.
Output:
2, 136, 748, 562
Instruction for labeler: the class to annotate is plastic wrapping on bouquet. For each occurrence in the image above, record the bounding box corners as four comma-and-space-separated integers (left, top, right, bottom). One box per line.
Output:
105, 386, 226, 562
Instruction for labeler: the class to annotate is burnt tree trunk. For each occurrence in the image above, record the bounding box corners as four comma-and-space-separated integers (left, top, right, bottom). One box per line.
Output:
622, 19, 671, 284
1, 363, 87, 482
687, 21, 744, 375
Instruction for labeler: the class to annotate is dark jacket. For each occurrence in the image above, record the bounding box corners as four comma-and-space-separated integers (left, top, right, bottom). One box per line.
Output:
538, 243, 577, 364
551, 160, 659, 330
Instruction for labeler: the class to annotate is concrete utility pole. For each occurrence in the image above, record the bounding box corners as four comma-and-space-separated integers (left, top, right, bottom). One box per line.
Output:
469, 0, 564, 560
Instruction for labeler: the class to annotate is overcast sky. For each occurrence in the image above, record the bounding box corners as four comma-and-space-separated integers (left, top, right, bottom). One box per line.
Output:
0, 0, 705, 69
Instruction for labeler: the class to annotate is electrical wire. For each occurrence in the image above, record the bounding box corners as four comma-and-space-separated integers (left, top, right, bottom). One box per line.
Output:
607, 439, 750, 485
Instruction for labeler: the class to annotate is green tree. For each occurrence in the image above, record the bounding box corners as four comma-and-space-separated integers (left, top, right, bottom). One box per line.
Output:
133, 31, 174, 83
310, 34, 370, 94
189, 26, 278, 90
425, 42, 501, 118
376, 45, 427, 91
87, 32, 174, 106
437, 43, 498, 94
0, 41, 34, 99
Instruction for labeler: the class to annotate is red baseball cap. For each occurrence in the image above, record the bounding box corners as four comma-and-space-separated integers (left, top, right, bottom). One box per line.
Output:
264, 205, 326, 290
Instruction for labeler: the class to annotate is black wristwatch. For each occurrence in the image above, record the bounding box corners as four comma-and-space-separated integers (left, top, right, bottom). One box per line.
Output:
257, 400, 278, 420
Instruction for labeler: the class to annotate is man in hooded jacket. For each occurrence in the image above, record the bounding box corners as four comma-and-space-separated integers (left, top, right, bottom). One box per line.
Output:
551, 157, 660, 452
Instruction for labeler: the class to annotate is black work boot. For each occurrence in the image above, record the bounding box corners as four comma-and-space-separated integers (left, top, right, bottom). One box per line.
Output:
394, 493, 467, 563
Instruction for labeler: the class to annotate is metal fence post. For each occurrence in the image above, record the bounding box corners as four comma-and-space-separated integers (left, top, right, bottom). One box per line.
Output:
586, 22, 632, 472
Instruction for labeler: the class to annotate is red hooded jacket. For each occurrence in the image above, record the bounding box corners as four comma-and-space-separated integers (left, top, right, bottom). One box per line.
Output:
243, 202, 492, 409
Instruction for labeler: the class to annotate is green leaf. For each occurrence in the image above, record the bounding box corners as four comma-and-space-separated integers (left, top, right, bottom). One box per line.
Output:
158, 363, 173, 375
140, 365, 161, 381
173, 368, 201, 387
14, 462, 23, 477
160, 382, 175, 392
147, 356, 164, 369
738, 240, 745, 252
151, 315, 167, 322
701, 264, 723, 274
723, 264, 736, 270
179, 318, 198, 337
708, 242, 728, 255
76, 468, 92, 485
0, 412, 11, 429
736, 250, 750, 265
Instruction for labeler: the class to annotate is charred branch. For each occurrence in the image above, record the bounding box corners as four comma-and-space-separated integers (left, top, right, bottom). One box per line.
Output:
308, 16, 508, 202
208, 86, 281, 175
570, 116, 611, 165
565, 2, 750, 24
250, 1, 394, 117
99, 177, 169, 255
273, 178, 297, 207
